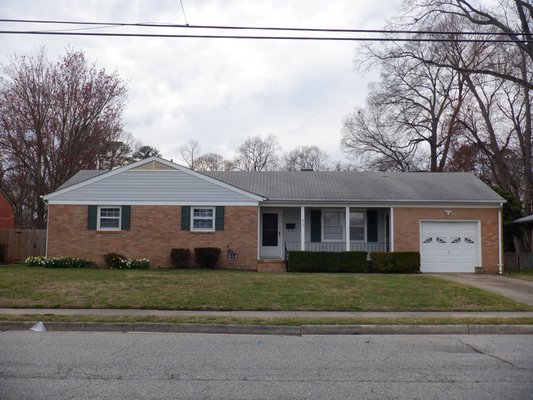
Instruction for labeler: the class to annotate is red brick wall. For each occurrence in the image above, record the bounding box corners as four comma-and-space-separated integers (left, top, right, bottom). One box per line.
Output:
0, 193, 15, 229
393, 207, 500, 273
47, 205, 258, 269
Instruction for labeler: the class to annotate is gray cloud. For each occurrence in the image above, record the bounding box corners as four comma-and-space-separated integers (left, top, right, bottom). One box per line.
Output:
1, 0, 402, 163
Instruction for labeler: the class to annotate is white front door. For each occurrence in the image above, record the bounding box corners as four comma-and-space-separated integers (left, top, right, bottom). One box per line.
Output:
420, 221, 480, 273
260, 209, 282, 259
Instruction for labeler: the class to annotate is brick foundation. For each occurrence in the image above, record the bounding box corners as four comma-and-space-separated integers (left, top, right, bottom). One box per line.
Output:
47, 205, 258, 269
393, 207, 500, 273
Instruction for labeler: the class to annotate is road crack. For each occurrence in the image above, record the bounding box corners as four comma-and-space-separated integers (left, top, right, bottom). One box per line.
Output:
458, 339, 525, 370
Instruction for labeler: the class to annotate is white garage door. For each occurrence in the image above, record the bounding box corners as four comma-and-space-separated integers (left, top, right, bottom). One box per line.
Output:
420, 221, 479, 273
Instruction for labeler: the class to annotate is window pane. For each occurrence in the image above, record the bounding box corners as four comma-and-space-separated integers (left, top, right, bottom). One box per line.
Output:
193, 208, 213, 217
100, 207, 120, 218
324, 212, 340, 225
193, 219, 213, 229
262, 230, 278, 246
350, 227, 364, 241
324, 226, 343, 240
100, 218, 120, 228
350, 211, 364, 226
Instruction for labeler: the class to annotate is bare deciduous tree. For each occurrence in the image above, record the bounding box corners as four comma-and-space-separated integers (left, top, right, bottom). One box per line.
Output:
342, 36, 465, 172
234, 135, 280, 171
283, 146, 329, 171
179, 139, 200, 170
195, 153, 228, 171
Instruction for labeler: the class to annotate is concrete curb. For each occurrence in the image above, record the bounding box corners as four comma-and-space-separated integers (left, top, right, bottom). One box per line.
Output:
1, 321, 532, 335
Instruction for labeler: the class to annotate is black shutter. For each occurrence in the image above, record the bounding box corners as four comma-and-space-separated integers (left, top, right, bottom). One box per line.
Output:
215, 206, 224, 231
121, 206, 131, 230
310, 210, 321, 243
87, 205, 97, 230
367, 209, 378, 242
181, 206, 191, 230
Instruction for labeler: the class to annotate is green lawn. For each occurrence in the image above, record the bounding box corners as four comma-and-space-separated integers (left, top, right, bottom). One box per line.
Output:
0, 265, 530, 311
506, 272, 533, 282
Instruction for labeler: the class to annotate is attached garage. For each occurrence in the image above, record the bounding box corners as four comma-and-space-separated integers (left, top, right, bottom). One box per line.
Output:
420, 221, 480, 273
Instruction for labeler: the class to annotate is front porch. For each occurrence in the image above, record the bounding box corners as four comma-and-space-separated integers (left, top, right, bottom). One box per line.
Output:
259, 206, 391, 261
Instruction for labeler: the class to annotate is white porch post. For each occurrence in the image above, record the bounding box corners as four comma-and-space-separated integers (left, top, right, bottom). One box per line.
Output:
300, 206, 305, 251
345, 206, 350, 251
390, 207, 394, 252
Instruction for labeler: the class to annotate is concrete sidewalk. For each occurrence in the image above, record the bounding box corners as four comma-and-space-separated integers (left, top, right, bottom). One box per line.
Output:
1, 308, 533, 319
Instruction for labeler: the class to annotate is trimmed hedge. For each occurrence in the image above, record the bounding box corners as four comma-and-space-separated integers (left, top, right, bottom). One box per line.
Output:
371, 252, 420, 273
194, 247, 221, 269
287, 251, 368, 273
170, 248, 191, 268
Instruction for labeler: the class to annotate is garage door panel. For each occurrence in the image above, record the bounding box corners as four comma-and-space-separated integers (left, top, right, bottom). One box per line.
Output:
420, 221, 479, 273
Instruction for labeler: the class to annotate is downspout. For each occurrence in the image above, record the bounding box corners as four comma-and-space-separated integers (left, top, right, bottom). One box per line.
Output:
42, 197, 49, 259
498, 204, 503, 274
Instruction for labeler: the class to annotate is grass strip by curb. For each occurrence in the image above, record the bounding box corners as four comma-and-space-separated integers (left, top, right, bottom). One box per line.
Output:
1, 314, 533, 326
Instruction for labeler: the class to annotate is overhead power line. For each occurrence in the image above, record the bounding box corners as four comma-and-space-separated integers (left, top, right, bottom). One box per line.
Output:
0, 18, 528, 37
0, 18, 530, 43
0, 30, 529, 43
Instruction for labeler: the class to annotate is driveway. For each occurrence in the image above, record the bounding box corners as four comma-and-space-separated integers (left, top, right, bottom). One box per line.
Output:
432, 274, 533, 306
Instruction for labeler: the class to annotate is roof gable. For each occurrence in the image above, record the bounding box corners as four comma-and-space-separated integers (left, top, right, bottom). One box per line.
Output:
44, 157, 263, 204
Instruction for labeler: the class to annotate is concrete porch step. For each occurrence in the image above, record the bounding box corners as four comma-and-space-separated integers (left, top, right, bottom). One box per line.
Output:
257, 259, 287, 273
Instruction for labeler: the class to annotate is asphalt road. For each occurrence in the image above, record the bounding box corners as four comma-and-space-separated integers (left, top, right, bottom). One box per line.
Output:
1, 332, 532, 399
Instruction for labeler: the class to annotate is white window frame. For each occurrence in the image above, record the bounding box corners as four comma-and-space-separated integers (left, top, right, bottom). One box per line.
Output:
97, 206, 121, 231
349, 209, 366, 242
322, 209, 344, 242
191, 206, 216, 232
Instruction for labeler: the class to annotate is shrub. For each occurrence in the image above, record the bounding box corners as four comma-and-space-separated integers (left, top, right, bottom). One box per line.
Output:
371, 252, 420, 273
103, 252, 127, 268
393, 252, 421, 273
44, 257, 95, 268
111, 257, 150, 269
287, 251, 368, 273
370, 252, 395, 273
0, 242, 5, 262
194, 247, 221, 269
26, 256, 46, 267
170, 248, 191, 268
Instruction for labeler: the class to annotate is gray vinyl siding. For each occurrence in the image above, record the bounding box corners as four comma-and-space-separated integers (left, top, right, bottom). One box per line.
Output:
282, 208, 301, 243
53, 170, 256, 203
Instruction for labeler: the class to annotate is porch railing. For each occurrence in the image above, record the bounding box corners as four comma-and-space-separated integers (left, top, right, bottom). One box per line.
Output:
284, 241, 387, 260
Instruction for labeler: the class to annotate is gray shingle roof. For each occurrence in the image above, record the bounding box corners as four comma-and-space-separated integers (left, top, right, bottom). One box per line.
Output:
205, 171, 504, 203
57, 170, 108, 190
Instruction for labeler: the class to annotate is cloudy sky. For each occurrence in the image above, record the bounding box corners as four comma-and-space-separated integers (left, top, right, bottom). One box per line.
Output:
1, 0, 404, 165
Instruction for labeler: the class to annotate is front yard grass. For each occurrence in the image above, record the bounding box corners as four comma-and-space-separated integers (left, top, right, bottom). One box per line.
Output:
505, 271, 533, 282
0, 265, 531, 311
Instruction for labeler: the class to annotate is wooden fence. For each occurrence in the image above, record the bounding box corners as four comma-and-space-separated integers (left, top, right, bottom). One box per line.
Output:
0, 229, 46, 263
504, 252, 533, 272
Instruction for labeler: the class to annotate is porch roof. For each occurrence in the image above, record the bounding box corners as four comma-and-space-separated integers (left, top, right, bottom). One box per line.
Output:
206, 171, 504, 204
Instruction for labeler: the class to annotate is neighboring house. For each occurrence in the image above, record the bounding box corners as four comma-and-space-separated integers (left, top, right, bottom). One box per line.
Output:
43, 156, 506, 273
0, 187, 16, 229
513, 215, 533, 252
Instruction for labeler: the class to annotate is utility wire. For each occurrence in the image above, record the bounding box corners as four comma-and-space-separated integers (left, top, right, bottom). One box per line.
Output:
0, 30, 529, 43
0, 18, 528, 37
179, 0, 189, 26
